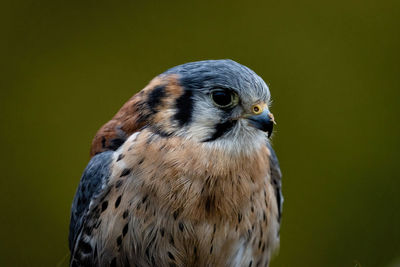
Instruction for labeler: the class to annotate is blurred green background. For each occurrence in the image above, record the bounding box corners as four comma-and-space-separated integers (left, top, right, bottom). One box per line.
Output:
1, 0, 400, 266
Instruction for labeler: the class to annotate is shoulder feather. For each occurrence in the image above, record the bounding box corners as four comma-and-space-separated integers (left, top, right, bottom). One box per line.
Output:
267, 142, 283, 221
69, 151, 114, 250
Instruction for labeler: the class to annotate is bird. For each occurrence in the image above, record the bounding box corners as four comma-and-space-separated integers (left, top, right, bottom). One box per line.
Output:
69, 59, 282, 267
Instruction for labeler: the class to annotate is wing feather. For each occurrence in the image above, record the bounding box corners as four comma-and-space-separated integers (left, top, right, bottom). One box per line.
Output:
69, 151, 114, 251
267, 142, 283, 222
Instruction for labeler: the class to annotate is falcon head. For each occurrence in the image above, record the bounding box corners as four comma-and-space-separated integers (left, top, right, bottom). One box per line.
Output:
91, 59, 276, 156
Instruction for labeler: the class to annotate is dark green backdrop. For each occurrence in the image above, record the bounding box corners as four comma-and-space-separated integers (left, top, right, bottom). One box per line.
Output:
1, 0, 399, 266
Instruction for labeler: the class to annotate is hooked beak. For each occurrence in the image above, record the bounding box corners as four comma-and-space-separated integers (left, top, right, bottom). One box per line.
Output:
247, 110, 275, 138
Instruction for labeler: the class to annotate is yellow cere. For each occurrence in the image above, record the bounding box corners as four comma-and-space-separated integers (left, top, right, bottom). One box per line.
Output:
251, 104, 264, 115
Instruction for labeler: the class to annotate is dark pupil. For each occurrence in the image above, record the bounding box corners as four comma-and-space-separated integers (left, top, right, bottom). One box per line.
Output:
212, 91, 232, 107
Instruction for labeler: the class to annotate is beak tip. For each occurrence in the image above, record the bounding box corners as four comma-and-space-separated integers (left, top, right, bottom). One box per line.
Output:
247, 111, 274, 137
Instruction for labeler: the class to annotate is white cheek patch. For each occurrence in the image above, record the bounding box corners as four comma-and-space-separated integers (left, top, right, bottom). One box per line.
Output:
175, 98, 222, 141
173, 93, 268, 154
204, 120, 267, 156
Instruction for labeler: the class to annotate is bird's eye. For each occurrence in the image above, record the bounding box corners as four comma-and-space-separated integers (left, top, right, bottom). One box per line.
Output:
210, 89, 239, 109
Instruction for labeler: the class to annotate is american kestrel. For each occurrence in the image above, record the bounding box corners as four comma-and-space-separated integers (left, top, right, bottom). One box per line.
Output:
69, 59, 282, 267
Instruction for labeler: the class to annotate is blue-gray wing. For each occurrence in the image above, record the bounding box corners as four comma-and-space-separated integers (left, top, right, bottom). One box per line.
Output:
69, 151, 114, 251
267, 142, 283, 222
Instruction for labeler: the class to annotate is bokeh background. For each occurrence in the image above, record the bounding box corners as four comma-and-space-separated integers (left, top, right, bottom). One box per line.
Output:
1, 0, 400, 266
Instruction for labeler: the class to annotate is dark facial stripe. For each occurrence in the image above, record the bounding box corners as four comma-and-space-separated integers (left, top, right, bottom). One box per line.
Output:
147, 85, 166, 113
203, 120, 237, 142
174, 89, 194, 126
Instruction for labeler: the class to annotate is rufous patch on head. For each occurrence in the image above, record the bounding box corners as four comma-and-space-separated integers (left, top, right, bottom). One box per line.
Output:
141, 76, 166, 94
150, 75, 184, 128
146, 74, 183, 118
90, 75, 184, 157
163, 74, 183, 96
90, 77, 166, 157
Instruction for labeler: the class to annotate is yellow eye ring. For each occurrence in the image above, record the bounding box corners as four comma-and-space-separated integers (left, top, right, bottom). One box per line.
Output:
252, 104, 263, 115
